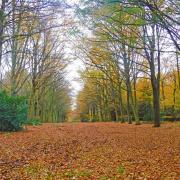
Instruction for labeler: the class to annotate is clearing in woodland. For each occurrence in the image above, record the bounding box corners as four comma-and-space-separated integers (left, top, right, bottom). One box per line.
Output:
0, 122, 179, 179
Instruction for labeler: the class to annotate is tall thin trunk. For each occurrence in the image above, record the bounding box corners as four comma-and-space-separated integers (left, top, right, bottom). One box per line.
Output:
133, 77, 137, 109
122, 44, 139, 124
0, 1, 6, 89
176, 50, 180, 89
11, 0, 17, 96
151, 77, 160, 127
110, 79, 118, 121
172, 72, 177, 113
118, 81, 124, 123
143, 25, 161, 127
161, 79, 165, 111
151, 25, 161, 127
126, 87, 131, 124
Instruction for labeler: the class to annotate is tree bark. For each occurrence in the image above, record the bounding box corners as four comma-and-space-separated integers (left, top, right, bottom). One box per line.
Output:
143, 25, 161, 127
0, 0, 6, 68
151, 77, 160, 127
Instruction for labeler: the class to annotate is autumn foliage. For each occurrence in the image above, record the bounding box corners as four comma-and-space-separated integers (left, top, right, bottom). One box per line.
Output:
0, 122, 179, 179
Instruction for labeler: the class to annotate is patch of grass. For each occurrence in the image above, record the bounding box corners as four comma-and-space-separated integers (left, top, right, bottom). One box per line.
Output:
117, 164, 126, 175
64, 169, 92, 178
77, 170, 92, 177
65, 171, 74, 178
44, 171, 55, 180
100, 176, 109, 180
24, 163, 52, 178
112, 177, 117, 180
25, 164, 41, 176
100, 175, 117, 180
24, 164, 57, 179
4, 132, 12, 137
25, 119, 42, 126
173, 121, 180, 127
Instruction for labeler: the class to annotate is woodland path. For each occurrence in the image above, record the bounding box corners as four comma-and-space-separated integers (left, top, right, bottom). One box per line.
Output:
0, 122, 179, 179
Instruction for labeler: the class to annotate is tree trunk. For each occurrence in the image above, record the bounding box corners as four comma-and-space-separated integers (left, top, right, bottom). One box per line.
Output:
152, 80, 160, 127
118, 84, 124, 123
126, 89, 132, 124
161, 79, 166, 111
176, 50, 180, 89
123, 45, 139, 124
172, 72, 177, 113
143, 25, 161, 127
11, 0, 17, 96
0, 1, 6, 89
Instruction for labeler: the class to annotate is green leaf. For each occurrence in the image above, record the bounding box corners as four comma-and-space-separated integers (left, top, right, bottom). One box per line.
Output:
123, 7, 144, 15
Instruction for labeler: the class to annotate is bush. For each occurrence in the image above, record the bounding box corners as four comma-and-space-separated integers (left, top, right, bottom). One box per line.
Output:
174, 109, 180, 119
80, 114, 89, 122
138, 101, 153, 121
0, 91, 28, 131
158, 107, 180, 121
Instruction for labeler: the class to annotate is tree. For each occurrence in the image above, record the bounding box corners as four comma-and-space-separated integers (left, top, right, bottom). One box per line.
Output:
0, 0, 72, 125
75, 0, 179, 126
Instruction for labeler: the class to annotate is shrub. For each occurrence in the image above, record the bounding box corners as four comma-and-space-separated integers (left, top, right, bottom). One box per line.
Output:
0, 91, 28, 131
80, 113, 89, 122
138, 101, 153, 121
174, 109, 180, 119
160, 108, 180, 120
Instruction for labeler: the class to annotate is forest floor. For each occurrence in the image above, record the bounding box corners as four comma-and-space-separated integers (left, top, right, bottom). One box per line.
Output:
0, 122, 179, 180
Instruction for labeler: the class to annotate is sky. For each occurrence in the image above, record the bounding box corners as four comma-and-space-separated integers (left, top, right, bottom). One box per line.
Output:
65, 0, 83, 109
65, 53, 84, 109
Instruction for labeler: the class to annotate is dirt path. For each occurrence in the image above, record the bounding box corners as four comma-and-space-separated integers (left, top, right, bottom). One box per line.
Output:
0, 122, 179, 179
